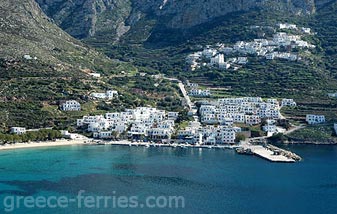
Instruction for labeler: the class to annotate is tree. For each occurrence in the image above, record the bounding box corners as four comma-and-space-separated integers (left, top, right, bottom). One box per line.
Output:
235, 134, 246, 143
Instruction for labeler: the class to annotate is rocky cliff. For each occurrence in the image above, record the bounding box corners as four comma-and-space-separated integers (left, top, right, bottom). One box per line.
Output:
35, 0, 335, 42
36, 0, 132, 39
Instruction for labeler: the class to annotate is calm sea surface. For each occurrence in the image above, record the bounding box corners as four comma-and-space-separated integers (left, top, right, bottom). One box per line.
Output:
0, 144, 336, 214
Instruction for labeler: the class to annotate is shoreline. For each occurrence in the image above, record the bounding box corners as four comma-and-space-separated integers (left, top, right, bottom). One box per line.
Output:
0, 139, 87, 151
1, 138, 336, 152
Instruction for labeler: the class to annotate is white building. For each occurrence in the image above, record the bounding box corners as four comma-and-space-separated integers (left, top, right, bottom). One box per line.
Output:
237, 57, 248, 65
278, 23, 297, 30
211, 54, 224, 65
219, 128, 236, 144
302, 27, 311, 34
78, 107, 175, 140
245, 115, 261, 125
263, 119, 277, 136
147, 128, 172, 139
306, 115, 326, 125
91, 90, 118, 100
202, 48, 217, 58
168, 112, 179, 121
10, 127, 26, 135
89, 73, 101, 78
189, 89, 211, 97
281, 99, 297, 107
93, 131, 112, 139
60, 100, 81, 111
328, 93, 337, 98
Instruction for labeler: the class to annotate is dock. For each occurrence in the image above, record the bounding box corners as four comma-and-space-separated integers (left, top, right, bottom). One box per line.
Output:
238, 144, 301, 163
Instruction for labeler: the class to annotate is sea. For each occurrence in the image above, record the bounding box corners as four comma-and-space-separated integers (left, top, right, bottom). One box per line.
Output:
0, 144, 336, 214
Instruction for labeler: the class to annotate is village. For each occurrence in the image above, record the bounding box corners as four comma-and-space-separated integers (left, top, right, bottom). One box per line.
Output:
7, 75, 332, 163
186, 23, 315, 71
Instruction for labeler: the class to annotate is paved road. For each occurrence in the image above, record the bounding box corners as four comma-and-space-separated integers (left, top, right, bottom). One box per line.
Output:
163, 76, 193, 111
178, 82, 193, 110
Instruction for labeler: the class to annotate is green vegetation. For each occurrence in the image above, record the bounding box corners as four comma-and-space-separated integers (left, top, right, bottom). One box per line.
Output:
0, 129, 62, 144
0, 60, 183, 131
287, 124, 337, 143
235, 133, 246, 142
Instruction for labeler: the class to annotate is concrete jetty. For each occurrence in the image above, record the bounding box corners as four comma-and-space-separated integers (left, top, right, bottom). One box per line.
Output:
239, 144, 300, 163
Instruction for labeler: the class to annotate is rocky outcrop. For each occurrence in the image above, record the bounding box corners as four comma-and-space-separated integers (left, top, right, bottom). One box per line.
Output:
35, 0, 336, 41
36, 0, 132, 39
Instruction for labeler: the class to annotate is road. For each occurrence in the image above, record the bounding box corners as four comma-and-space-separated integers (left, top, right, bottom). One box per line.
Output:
162, 76, 193, 111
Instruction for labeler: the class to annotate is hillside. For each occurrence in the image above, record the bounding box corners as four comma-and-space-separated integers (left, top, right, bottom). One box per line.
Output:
0, 0, 182, 131
103, 4, 337, 122
0, 0, 119, 73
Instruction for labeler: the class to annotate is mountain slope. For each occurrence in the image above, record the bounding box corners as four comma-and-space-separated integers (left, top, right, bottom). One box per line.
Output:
0, 0, 117, 73
36, 0, 331, 43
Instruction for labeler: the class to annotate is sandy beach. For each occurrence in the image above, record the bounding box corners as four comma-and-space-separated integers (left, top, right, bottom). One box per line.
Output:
0, 137, 88, 151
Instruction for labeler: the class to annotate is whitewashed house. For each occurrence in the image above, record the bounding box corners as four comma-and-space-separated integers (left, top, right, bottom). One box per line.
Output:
328, 93, 337, 98
60, 100, 81, 111
10, 127, 26, 135
301, 27, 311, 34
89, 73, 101, 78
189, 89, 211, 97
219, 128, 236, 144
245, 115, 261, 125
202, 48, 217, 58
306, 115, 326, 125
237, 57, 248, 65
281, 99, 297, 107
168, 112, 179, 121
211, 54, 224, 65
278, 23, 297, 30
147, 128, 172, 139
263, 119, 277, 136
91, 90, 118, 100
93, 131, 112, 139
106, 90, 118, 99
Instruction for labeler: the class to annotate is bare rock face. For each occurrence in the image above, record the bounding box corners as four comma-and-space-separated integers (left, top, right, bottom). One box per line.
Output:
36, 0, 132, 39
35, 0, 334, 41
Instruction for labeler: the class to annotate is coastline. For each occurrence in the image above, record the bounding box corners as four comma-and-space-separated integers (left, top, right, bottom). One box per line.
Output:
0, 139, 87, 151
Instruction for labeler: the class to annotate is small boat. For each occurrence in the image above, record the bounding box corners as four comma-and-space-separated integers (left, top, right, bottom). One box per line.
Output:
145, 144, 150, 148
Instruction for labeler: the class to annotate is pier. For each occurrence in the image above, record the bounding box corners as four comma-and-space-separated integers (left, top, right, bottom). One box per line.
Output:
238, 143, 301, 163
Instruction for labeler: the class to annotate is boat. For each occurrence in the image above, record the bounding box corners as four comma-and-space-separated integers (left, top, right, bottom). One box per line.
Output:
235, 147, 253, 155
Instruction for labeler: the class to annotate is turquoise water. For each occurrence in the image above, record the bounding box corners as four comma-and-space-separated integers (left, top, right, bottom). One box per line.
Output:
0, 144, 336, 213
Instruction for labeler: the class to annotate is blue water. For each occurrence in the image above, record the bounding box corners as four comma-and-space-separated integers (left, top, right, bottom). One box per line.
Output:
0, 144, 336, 214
